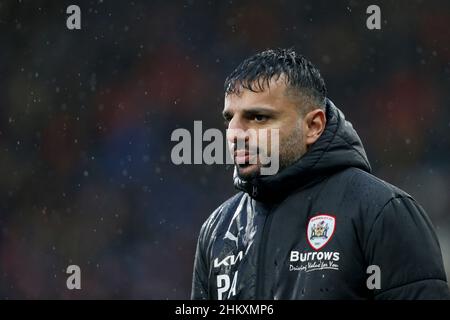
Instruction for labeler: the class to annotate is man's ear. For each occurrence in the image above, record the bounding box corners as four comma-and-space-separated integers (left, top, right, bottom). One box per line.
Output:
304, 109, 326, 147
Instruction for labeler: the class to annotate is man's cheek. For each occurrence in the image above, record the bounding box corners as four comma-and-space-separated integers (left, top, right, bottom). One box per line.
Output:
259, 129, 280, 176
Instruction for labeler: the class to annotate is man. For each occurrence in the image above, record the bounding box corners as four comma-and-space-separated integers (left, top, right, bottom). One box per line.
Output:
191, 48, 450, 299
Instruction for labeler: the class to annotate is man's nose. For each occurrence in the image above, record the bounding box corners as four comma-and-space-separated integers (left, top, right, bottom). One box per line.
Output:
226, 117, 249, 147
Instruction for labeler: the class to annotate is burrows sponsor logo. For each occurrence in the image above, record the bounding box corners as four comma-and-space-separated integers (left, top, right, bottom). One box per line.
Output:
289, 250, 340, 272
289, 214, 339, 273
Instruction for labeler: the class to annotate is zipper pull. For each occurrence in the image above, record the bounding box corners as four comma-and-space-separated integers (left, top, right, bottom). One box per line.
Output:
252, 186, 258, 197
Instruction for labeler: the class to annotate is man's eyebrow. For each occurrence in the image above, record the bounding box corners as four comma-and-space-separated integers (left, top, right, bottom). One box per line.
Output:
222, 106, 278, 120
242, 106, 277, 114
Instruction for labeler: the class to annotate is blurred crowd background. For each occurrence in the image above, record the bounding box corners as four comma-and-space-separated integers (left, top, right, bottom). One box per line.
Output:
1, 0, 449, 299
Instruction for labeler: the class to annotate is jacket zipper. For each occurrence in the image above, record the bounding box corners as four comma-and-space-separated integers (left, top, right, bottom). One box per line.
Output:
255, 210, 274, 299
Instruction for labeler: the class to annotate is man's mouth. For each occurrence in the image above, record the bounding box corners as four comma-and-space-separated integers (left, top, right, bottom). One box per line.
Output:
234, 150, 257, 165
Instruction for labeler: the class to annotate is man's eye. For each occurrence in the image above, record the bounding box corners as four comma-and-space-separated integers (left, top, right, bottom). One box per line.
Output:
254, 115, 268, 122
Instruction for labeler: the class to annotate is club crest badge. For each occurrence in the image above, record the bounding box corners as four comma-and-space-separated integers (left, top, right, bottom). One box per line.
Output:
307, 214, 336, 250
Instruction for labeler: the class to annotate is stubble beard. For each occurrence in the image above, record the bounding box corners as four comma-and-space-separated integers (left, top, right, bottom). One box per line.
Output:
235, 122, 306, 180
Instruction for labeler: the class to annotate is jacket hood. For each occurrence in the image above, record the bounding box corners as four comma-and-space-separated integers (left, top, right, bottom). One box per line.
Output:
233, 98, 372, 202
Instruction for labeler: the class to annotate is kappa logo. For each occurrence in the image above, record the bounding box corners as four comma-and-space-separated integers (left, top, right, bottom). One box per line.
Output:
307, 214, 336, 250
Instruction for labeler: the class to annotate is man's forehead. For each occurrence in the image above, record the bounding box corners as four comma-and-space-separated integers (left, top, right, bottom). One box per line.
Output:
224, 78, 289, 111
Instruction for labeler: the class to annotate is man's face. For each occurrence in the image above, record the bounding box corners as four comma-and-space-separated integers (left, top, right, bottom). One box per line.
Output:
223, 77, 310, 180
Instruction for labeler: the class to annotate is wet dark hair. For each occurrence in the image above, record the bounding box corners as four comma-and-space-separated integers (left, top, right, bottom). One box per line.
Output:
224, 48, 327, 109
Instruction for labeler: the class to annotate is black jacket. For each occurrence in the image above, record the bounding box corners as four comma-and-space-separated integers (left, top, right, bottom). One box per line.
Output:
191, 99, 450, 300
